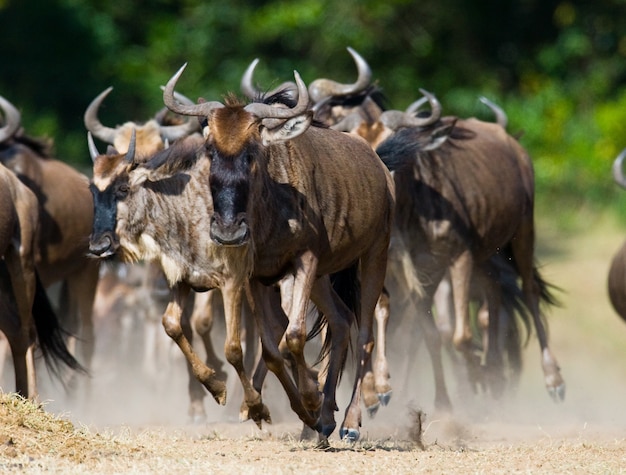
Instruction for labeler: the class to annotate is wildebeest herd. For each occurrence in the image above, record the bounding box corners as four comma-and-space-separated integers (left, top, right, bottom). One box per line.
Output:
1, 47, 623, 446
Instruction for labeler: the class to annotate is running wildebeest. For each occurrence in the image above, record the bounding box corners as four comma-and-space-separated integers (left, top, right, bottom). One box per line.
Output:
157, 65, 394, 442
373, 95, 564, 408
240, 50, 394, 416
0, 94, 97, 377
0, 162, 83, 398
85, 86, 229, 421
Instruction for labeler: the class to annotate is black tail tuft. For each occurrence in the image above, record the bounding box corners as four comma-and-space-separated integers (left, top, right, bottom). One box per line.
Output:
32, 272, 88, 381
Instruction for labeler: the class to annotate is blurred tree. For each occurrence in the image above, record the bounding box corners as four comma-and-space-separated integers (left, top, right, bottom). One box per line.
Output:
1, 0, 625, 216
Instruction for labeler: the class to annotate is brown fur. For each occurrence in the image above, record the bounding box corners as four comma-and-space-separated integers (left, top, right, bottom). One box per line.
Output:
90, 135, 265, 423
0, 164, 40, 397
608, 239, 626, 322
202, 105, 394, 440
210, 107, 257, 157
0, 132, 99, 381
376, 117, 564, 407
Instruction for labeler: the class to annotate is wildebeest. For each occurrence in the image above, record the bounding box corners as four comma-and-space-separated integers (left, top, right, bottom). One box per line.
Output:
0, 95, 97, 378
0, 161, 82, 398
241, 51, 394, 416
88, 129, 275, 428
85, 87, 234, 421
158, 64, 394, 442
608, 148, 626, 322
373, 96, 565, 408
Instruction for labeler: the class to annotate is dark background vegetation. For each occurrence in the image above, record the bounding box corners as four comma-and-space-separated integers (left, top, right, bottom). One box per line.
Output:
1, 0, 626, 223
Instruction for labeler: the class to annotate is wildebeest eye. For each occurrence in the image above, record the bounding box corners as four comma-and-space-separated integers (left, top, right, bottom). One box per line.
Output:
116, 183, 129, 198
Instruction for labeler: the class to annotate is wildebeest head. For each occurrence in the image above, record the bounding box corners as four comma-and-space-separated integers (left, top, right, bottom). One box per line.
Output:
84, 86, 200, 157
163, 63, 312, 247
330, 89, 444, 151
87, 129, 138, 258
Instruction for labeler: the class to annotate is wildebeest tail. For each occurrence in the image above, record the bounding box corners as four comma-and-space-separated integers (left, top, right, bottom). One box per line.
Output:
534, 266, 561, 308
498, 245, 562, 345
32, 272, 87, 380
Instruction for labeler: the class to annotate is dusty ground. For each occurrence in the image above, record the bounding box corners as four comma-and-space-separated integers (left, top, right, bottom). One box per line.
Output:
2, 211, 626, 473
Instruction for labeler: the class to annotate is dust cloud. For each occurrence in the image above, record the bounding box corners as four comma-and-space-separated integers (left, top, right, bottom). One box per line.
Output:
3, 222, 626, 447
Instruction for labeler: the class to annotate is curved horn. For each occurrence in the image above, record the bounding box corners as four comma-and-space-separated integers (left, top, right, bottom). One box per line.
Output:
241, 58, 261, 99
479, 96, 508, 128
244, 71, 309, 119
155, 88, 202, 140
84, 87, 118, 144
241, 58, 298, 101
405, 96, 428, 116
163, 63, 224, 117
155, 87, 199, 119
379, 89, 442, 131
87, 132, 100, 162
613, 148, 626, 189
308, 46, 372, 103
0, 95, 21, 143
125, 128, 136, 164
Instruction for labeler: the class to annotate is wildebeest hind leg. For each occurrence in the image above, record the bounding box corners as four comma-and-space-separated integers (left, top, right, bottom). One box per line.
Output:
511, 222, 565, 400
246, 281, 321, 433
340, 246, 388, 442
310, 275, 352, 438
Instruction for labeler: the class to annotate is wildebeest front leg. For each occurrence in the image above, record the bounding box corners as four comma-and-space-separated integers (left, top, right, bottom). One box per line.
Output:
161, 283, 227, 405
284, 251, 323, 413
222, 280, 271, 428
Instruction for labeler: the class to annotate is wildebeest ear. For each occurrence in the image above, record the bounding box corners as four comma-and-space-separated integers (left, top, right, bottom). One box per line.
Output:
421, 121, 455, 151
259, 111, 313, 146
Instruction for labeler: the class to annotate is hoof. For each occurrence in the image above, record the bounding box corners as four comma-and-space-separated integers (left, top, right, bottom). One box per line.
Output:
366, 401, 380, 418
378, 390, 392, 406
240, 402, 272, 427
321, 422, 336, 438
188, 413, 207, 425
548, 383, 566, 402
315, 436, 331, 450
339, 427, 360, 443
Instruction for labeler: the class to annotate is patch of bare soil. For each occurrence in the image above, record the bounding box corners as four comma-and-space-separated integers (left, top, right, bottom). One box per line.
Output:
2, 213, 626, 473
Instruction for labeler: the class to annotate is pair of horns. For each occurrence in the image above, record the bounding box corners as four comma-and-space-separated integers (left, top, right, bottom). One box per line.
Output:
84, 87, 200, 145
241, 47, 372, 104
163, 63, 310, 121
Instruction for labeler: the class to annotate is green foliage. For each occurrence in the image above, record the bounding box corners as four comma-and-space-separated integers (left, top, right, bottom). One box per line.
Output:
0, 0, 626, 225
